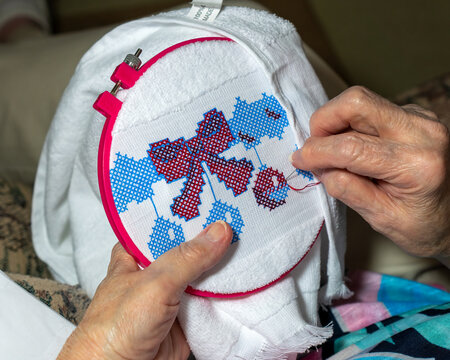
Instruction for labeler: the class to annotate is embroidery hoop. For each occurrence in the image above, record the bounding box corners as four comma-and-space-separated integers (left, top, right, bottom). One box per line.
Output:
95, 37, 323, 298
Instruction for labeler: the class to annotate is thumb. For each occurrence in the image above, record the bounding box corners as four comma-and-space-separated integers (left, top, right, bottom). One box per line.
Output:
148, 221, 232, 299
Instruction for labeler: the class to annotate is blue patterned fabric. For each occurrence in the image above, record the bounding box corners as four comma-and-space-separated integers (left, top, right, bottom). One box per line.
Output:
304, 272, 450, 360
329, 303, 450, 360
376, 274, 450, 316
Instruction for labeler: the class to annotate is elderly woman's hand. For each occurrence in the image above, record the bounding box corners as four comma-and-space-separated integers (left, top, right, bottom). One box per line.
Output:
57, 221, 232, 360
290, 86, 450, 259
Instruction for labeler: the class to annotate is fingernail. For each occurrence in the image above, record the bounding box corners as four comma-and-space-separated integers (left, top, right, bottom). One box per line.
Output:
205, 221, 227, 242
289, 149, 302, 164
288, 152, 294, 163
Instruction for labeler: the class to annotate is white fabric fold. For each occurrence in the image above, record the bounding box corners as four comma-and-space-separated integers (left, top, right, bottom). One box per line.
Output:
0, 271, 75, 359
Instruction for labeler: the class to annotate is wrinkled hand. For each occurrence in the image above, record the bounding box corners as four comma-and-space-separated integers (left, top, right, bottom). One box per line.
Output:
290, 86, 450, 259
57, 221, 232, 360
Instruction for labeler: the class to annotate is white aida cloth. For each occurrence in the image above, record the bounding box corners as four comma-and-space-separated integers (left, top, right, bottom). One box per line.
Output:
32, 6, 350, 359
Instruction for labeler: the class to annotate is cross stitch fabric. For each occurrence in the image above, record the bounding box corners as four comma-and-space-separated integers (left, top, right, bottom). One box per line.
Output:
107, 39, 325, 294
32, 6, 349, 359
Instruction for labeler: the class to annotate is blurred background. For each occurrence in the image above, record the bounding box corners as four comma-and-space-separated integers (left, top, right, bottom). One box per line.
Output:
47, 0, 450, 98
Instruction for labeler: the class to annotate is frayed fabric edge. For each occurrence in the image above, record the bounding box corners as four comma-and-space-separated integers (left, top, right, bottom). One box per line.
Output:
253, 323, 333, 360
319, 282, 353, 306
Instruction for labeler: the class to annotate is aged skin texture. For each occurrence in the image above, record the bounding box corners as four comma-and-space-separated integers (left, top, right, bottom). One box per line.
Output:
290, 86, 450, 260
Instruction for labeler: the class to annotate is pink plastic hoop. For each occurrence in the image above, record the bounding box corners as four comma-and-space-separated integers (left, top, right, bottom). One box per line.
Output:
95, 37, 323, 298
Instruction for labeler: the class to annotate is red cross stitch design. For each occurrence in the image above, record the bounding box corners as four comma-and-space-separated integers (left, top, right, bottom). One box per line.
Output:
148, 109, 254, 221
264, 108, 282, 120
253, 167, 288, 210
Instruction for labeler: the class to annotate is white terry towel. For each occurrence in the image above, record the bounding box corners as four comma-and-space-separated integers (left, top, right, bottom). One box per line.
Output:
32, 6, 350, 359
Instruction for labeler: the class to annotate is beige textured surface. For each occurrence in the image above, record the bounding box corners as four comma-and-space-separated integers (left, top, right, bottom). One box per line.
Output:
6, 272, 90, 325
0, 178, 52, 278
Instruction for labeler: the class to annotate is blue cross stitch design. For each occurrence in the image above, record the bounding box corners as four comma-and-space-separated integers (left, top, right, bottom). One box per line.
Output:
228, 93, 289, 150
148, 217, 185, 260
203, 200, 244, 243
110, 153, 163, 213
296, 169, 314, 181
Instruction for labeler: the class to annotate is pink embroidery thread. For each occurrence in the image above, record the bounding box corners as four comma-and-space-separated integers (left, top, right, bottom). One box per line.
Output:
288, 181, 321, 192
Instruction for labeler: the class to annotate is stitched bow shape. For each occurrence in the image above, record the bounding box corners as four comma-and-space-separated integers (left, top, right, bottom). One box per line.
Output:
148, 109, 254, 221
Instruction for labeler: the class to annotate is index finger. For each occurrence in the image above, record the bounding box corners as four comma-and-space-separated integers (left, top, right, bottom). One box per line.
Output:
310, 86, 406, 139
